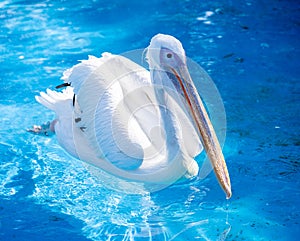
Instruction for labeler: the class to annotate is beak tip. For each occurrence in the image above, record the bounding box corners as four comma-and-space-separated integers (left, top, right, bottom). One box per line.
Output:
225, 185, 232, 199
226, 191, 232, 199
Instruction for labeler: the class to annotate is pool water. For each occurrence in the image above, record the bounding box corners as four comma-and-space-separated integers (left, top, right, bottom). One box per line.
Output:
0, 0, 299, 240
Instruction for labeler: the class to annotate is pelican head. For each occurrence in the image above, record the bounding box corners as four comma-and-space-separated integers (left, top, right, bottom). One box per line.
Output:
146, 34, 232, 198
146, 34, 186, 69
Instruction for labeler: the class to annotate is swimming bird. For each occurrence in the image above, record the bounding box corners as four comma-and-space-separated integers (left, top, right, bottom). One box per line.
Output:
31, 34, 231, 198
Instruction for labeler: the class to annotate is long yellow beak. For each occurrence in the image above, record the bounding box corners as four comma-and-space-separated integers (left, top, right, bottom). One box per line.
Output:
171, 65, 232, 199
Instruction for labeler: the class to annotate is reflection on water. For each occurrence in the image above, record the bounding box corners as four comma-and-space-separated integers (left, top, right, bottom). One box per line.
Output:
27, 147, 231, 240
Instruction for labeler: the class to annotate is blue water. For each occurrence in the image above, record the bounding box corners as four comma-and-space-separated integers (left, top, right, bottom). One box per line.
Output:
0, 0, 299, 240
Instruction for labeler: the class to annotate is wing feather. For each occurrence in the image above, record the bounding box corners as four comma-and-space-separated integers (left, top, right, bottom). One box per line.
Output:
72, 54, 161, 170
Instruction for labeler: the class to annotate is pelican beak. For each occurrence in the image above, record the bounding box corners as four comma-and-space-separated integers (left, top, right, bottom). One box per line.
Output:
170, 65, 232, 199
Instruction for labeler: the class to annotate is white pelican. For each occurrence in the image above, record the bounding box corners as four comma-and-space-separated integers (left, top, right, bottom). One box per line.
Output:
31, 34, 231, 198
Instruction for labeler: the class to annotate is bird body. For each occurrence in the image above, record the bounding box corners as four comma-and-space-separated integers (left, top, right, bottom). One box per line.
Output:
34, 34, 231, 197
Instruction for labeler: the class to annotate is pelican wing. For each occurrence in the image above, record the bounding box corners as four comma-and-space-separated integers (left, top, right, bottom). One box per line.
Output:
70, 54, 163, 170
61, 54, 111, 95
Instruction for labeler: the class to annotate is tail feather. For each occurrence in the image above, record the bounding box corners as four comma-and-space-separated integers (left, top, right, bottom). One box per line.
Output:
35, 87, 74, 116
35, 91, 55, 111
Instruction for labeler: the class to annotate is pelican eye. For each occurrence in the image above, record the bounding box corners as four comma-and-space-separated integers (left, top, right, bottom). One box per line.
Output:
166, 53, 172, 58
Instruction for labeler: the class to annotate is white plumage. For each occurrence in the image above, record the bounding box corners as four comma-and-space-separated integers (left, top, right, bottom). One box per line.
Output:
34, 34, 231, 197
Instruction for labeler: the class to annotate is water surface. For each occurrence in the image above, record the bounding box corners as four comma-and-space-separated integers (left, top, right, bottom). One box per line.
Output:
0, 0, 299, 240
